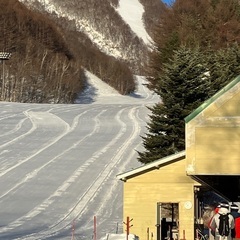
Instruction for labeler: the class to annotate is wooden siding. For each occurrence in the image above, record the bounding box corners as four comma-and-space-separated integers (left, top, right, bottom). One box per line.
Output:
123, 159, 198, 240
186, 82, 240, 175
203, 91, 240, 118
194, 127, 240, 174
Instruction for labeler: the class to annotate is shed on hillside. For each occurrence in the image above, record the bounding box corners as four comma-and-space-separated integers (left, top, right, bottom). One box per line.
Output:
117, 75, 240, 240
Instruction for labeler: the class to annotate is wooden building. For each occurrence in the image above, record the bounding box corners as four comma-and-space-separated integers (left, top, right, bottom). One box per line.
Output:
117, 76, 240, 240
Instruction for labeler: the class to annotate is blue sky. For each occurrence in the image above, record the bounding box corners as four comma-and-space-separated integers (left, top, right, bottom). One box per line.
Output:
162, 0, 174, 5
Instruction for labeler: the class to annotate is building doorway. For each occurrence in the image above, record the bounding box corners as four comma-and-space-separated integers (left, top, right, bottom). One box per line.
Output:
156, 202, 179, 240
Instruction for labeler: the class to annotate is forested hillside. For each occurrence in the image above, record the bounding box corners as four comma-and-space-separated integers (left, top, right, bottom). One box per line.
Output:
0, 0, 84, 103
149, 0, 240, 88
138, 0, 240, 163
1, 0, 163, 103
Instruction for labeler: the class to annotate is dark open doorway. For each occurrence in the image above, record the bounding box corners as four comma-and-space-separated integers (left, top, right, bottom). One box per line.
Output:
156, 202, 179, 240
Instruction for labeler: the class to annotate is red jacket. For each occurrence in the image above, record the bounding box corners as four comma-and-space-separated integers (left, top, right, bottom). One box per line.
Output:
235, 217, 240, 238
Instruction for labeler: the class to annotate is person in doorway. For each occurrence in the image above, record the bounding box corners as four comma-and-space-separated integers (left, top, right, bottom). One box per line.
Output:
230, 204, 240, 219
208, 204, 221, 240
209, 201, 235, 240
161, 218, 168, 240
230, 204, 240, 239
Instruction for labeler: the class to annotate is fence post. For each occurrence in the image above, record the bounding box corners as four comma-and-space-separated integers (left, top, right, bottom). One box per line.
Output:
71, 220, 75, 240
123, 216, 133, 240
180, 230, 186, 240
94, 216, 97, 240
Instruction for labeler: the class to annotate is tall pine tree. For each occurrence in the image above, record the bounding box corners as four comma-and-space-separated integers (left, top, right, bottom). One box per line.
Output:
208, 43, 240, 97
138, 46, 211, 164
148, 0, 240, 91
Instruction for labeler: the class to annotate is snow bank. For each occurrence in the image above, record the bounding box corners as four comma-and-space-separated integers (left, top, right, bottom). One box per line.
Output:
104, 233, 139, 240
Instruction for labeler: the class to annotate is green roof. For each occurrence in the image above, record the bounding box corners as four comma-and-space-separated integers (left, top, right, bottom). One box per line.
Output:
185, 75, 240, 123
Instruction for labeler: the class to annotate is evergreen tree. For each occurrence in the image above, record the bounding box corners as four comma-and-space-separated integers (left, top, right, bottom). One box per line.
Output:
148, 0, 240, 90
208, 43, 240, 97
138, 46, 210, 164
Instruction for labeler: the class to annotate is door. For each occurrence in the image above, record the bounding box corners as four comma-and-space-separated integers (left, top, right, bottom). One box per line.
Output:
156, 202, 179, 240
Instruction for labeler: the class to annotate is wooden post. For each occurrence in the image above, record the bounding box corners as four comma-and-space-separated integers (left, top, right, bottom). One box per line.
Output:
71, 220, 75, 240
94, 216, 97, 240
180, 230, 186, 240
123, 216, 133, 240
126, 216, 129, 240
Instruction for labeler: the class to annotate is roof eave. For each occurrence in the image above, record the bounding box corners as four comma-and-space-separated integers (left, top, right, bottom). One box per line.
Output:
116, 151, 186, 181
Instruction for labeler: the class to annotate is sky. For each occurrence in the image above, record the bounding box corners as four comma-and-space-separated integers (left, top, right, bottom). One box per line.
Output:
162, 0, 174, 5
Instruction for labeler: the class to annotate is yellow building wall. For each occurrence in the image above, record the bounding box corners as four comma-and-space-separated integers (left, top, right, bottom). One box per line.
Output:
123, 159, 198, 240
186, 82, 240, 175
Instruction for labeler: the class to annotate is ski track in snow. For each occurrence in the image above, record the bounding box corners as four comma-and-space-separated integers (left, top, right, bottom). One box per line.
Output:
0, 74, 159, 239
0, 0, 159, 237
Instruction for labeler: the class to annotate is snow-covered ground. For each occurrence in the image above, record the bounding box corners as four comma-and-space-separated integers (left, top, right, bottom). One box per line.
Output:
0, 74, 159, 240
0, 1, 159, 239
75, 71, 157, 105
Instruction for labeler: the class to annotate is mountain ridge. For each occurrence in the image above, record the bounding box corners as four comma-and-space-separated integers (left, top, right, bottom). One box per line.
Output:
0, 0, 164, 104
19, 0, 159, 71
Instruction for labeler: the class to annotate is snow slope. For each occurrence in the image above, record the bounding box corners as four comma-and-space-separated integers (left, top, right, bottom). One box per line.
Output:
20, 0, 152, 57
0, 1, 159, 240
75, 70, 158, 104
76, 0, 153, 102
116, 0, 152, 45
